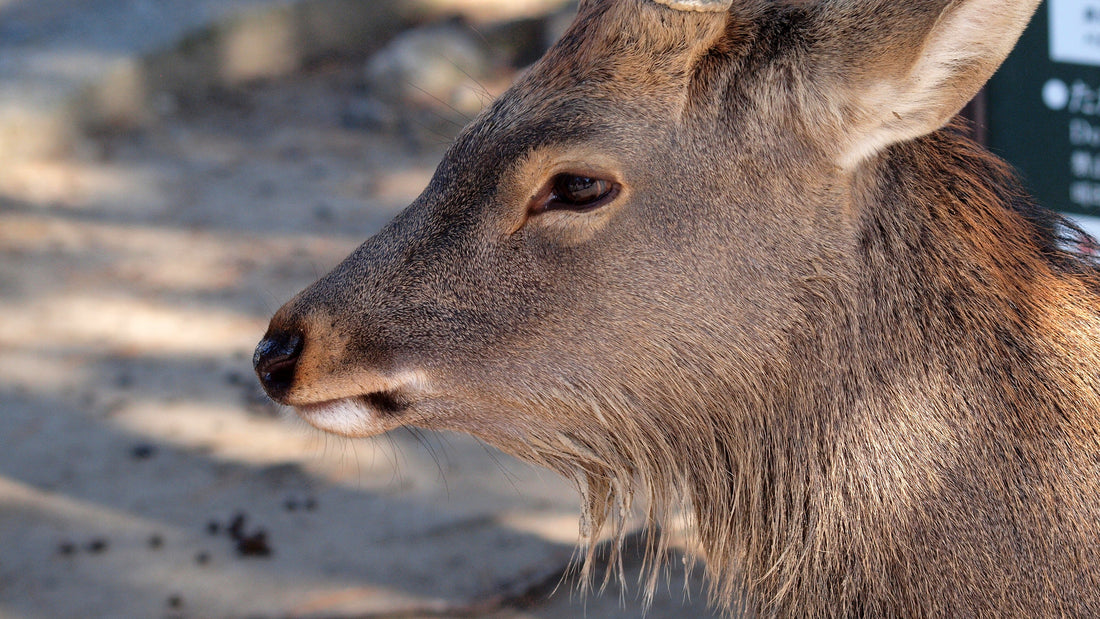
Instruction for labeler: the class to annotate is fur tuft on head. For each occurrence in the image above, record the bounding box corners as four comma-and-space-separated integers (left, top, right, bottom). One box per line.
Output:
651, 0, 733, 12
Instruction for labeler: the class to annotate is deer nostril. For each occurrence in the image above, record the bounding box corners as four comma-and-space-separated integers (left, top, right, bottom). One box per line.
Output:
253, 332, 304, 402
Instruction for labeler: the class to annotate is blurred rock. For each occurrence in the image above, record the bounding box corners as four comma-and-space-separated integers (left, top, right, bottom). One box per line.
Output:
364, 18, 498, 119
356, 8, 580, 139
340, 96, 396, 131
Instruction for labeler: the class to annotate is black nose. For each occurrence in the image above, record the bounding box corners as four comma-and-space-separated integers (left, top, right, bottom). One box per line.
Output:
253, 331, 304, 402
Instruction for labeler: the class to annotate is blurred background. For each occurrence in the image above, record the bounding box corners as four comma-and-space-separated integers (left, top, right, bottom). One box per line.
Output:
1, 0, 1098, 617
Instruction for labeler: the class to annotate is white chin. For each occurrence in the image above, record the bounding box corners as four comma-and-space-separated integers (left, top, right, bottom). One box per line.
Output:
296, 398, 389, 437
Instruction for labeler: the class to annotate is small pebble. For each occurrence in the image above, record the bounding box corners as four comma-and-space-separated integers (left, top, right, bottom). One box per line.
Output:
148, 534, 163, 549
235, 530, 272, 557
206, 520, 220, 536
284, 498, 298, 512
304, 497, 318, 511
195, 551, 211, 566
130, 443, 157, 460
167, 594, 183, 609
86, 538, 109, 554
58, 542, 77, 556
227, 513, 247, 539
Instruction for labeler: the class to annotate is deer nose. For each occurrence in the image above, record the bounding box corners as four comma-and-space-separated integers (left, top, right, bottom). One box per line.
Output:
253, 331, 304, 402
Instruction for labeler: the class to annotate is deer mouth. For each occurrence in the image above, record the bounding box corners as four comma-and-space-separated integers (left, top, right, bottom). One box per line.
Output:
295, 391, 409, 436
359, 389, 412, 416
293, 372, 428, 437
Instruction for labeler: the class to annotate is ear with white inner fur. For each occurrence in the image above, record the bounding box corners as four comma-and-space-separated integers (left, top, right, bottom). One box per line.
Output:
809, 0, 1042, 168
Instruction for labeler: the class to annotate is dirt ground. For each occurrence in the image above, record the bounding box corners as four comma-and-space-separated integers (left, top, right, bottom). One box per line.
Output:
0, 55, 722, 619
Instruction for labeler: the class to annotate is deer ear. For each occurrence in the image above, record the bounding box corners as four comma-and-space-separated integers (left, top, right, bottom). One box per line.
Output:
818, 0, 1041, 167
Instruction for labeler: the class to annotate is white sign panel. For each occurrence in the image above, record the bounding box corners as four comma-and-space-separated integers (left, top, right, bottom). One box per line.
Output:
1050, 0, 1100, 66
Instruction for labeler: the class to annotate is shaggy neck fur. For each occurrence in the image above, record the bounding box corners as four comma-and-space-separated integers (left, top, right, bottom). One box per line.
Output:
536, 128, 1100, 617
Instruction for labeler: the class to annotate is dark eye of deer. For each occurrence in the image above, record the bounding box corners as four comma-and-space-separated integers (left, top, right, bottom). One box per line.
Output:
544, 174, 618, 212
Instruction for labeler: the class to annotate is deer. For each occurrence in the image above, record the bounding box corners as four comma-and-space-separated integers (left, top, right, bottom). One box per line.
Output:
253, 0, 1100, 615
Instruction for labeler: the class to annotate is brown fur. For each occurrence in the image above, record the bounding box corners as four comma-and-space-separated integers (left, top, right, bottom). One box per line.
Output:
256, 0, 1100, 615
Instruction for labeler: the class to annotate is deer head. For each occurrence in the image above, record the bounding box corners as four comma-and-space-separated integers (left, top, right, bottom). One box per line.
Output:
255, 0, 1069, 613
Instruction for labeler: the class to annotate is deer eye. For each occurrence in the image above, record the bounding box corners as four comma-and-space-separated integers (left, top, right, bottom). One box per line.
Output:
540, 174, 619, 212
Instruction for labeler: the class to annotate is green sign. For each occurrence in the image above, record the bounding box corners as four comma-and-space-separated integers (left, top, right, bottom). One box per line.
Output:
988, 0, 1100, 217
